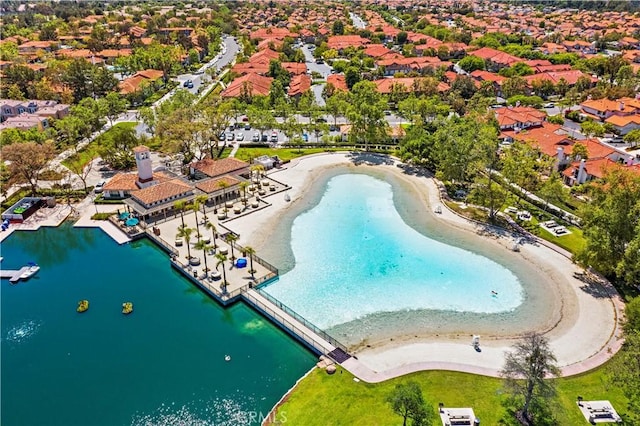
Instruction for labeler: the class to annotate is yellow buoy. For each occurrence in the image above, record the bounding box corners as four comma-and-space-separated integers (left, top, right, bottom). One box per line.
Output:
122, 302, 133, 315
77, 300, 89, 313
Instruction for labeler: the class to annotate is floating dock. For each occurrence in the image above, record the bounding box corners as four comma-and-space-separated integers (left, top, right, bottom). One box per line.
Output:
1, 266, 31, 283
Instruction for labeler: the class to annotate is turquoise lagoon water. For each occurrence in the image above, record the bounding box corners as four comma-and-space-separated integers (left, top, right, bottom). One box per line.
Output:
1, 225, 315, 426
265, 174, 524, 330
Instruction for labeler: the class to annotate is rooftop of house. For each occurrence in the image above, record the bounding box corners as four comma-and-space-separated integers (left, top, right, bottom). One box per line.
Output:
190, 157, 250, 178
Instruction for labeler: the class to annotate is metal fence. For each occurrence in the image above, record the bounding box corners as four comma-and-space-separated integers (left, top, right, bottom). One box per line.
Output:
243, 290, 340, 355
254, 288, 348, 353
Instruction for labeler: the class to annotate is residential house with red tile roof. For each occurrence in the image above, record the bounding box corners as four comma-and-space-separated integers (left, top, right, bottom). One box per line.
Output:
326, 74, 348, 92
376, 57, 451, 76
221, 73, 273, 98
604, 114, 640, 135
470, 70, 507, 97
282, 62, 307, 75
373, 78, 450, 95
288, 74, 311, 98
494, 106, 547, 131
250, 27, 298, 41
469, 47, 521, 71
327, 35, 371, 51
581, 97, 640, 121
119, 69, 165, 96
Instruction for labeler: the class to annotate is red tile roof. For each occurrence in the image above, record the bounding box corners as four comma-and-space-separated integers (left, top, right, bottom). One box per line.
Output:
195, 176, 241, 193
221, 73, 273, 98
327, 35, 371, 50
132, 179, 193, 205
288, 74, 311, 97
326, 74, 348, 91
190, 158, 250, 178
469, 47, 521, 66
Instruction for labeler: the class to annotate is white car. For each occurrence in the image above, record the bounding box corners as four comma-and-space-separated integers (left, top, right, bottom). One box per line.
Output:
236, 133, 244, 141
252, 132, 260, 142
94, 181, 106, 193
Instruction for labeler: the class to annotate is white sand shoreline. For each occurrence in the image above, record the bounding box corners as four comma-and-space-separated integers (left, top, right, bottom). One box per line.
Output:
227, 152, 624, 379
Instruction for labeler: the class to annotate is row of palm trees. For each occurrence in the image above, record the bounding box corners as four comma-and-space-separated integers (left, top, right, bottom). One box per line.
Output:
172, 196, 257, 294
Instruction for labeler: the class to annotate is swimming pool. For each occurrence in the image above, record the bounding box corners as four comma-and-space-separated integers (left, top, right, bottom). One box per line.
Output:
265, 174, 524, 331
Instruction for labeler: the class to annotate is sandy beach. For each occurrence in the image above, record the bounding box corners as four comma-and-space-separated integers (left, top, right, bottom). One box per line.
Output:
226, 152, 624, 379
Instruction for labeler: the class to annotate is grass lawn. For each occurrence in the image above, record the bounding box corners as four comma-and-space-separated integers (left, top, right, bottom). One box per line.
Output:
232, 147, 344, 163
62, 122, 137, 168
275, 363, 628, 425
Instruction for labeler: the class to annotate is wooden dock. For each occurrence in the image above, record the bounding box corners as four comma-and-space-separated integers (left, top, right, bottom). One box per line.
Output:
1, 267, 30, 283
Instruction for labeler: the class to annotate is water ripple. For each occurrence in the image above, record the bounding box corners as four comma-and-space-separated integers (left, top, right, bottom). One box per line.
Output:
3, 319, 41, 344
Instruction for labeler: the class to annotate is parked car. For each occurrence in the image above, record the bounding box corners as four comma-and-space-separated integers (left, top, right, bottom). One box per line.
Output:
186, 81, 194, 89
183, 79, 192, 87
261, 134, 268, 142
329, 124, 338, 131
236, 133, 244, 141
244, 123, 251, 130
543, 102, 555, 108
219, 132, 226, 141
226, 132, 235, 141
252, 132, 260, 142
94, 181, 106, 193
270, 131, 278, 142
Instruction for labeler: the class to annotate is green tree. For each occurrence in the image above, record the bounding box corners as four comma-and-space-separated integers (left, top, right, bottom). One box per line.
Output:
98, 126, 138, 169
501, 141, 539, 205
580, 121, 605, 138
332, 20, 344, 35
215, 252, 228, 292
174, 200, 188, 228
607, 330, 640, 423
386, 381, 433, 426
345, 67, 360, 90
501, 333, 560, 425
244, 246, 256, 277
501, 76, 528, 98
396, 31, 408, 45
99, 92, 129, 127
1, 141, 55, 195
346, 81, 388, 151
623, 129, 640, 148
194, 239, 212, 277
539, 173, 568, 212
177, 225, 194, 259
457, 55, 485, 73
224, 233, 239, 262
205, 220, 218, 249
571, 142, 589, 160
576, 168, 640, 288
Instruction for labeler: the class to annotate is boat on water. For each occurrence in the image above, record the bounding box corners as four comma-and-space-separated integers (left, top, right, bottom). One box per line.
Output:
122, 302, 133, 315
19, 262, 40, 280
77, 300, 89, 313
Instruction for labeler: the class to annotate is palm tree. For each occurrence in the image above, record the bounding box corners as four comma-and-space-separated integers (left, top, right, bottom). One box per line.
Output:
195, 194, 208, 219
224, 233, 239, 261
173, 200, 188, 228
190, 202, 201, 240
215, 252, 228, 292
239, 181, 249, 208
244, 246, 256, 278
194, 239, 212, 277
177, 225, 194, 258
205, 220, 217, 249
251, 164, 265, 182
218, 180, 229, 210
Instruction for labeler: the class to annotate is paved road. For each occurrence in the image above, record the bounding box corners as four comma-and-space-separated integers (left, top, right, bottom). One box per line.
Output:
301, 45, 333, 79
312, 83, 326, 107
350, 12, 367, 29
174, 36, 240, 97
